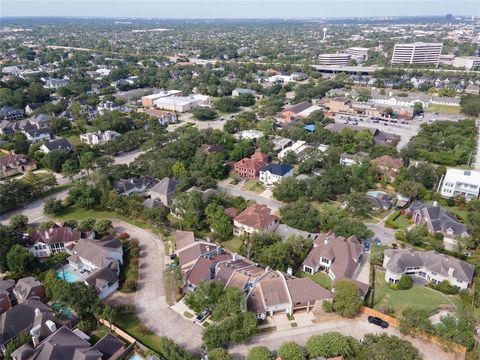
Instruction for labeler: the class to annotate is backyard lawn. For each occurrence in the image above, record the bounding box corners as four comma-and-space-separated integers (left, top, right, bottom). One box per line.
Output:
425, 104, 461, 115
222, 236, 243, 253
374, 271, 459, 318
89, 326, 110, 344
393, 214, 410, 229
297, 271, 332, 289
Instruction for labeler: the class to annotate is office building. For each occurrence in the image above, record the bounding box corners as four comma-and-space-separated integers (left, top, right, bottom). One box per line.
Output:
347, 47, 370, 61
440, 168, 480, 201
453, 56, 480, 70
318, 53, 351, 66
141, 90, 183, 107
391, 42, 443, 66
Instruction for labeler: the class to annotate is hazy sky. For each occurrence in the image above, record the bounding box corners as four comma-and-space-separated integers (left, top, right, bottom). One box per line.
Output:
2, 0, 479, 18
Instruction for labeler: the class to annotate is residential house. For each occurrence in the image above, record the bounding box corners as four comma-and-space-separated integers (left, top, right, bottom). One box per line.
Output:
440, 168, 480, 201
383, 248, 474, 290
148, 177, 178, 206
234, 129, 264, 140
280, 101, 313, 123
371, 155, 403, 182
67, 237, 123, 299
232, 88, 256, 97
143, 108, 178, 125
39, 139, 73, 154
233, 204, 279, 236
465, 84, 479, 95
0, 107, 25, 121
275, 224, 320, 242
80, 130, 120, 145
12, 277, 45, 303
272, 136, 293, 153
258, 163, 294, 187
177, 242, 218, 271
302, 232, 364, 281
27, 226, 94, 258
21, 123, 51, 142
0, 299, 60, 354
234, 152, 269, 179
174, 230, 196, 251
0, 154, 37, 179
114, 176, 158, 196
278, 141, 313, 162
0, 280, 15, 314
183, 249, 232, 291
11, 326, 126, 360
44, 78, 69, 89
339, 152, 369, 166
406, 201, 469, 247
366, 191, 393, 210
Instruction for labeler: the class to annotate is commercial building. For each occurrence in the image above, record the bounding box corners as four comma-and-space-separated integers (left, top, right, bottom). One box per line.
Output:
153, 95, 209, 113
318, 53, 351, 66
440, 168, 480, 201
141, 90, 183, 107
347, 47, 370, 61
391, 42, 443, 66
452, 56, 480, 70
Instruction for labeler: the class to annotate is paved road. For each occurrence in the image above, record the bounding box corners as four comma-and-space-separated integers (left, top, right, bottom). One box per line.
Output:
366, 223, 397, 245
217, 183, 284, 211
112, 221, 203, 353
113, 149, 145, 165
230, 315, 459, 360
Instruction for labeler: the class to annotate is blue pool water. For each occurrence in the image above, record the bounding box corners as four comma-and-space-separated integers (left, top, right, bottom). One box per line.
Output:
129, 354, 143, 360
57, 270, 79, 283
367, 190, 387, 197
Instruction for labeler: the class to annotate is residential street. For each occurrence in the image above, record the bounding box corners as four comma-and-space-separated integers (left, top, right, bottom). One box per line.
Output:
366, 223, 397, 245
217, 182, 284, 211
230, 316, 459, 360
112, 221, 204, 353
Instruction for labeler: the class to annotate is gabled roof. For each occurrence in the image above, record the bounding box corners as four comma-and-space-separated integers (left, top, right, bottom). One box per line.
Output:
283, 101, 313, 114
13, 277, 43, 301
29, 227, 84, 246
70, 237, 122, 269
41, 138, 72, 151
409, 201, 469, 236
84, 265, 119, 291
234, 204, 279, 231
185, 251, 232, 286
90, 333, 125, 360
114, 176, 158, 194
174, 230, 195, 251
259, 163, 293, 176
285, 277, 332, 306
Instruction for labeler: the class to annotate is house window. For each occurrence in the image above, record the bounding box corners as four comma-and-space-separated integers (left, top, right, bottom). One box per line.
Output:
321, 258, 329, 264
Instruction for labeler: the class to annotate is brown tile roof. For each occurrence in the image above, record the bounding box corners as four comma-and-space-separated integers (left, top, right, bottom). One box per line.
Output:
173, 230, 195, 251
227, 266, 265, 290
247, 286, 266, 314
286, 277, 332, 307
177, 242, 216, 268
215, 259, 256, 286
303, 232, 363, 279
234, 204, 279, 231
185, 252, 232, 286
257, 271, 290, 308
234, 153, 268, 172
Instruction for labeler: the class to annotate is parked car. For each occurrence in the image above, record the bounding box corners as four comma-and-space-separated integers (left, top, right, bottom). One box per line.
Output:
169, 253, 177, 260
363, 240, 370, 252
195, 309, 210, 323
368, 315, 389, 329
375, 237, 382, 246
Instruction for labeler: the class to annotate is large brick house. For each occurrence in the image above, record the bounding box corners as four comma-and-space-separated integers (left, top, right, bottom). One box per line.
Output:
234, 152, 268, 179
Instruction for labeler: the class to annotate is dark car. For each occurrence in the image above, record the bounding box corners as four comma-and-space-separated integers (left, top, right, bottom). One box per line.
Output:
170, 253, 177, 260
368, 315, 389, 329
195, 309, 210, 323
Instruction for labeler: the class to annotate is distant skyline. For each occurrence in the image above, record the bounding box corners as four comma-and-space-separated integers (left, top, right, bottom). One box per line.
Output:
2, 0, 480, 19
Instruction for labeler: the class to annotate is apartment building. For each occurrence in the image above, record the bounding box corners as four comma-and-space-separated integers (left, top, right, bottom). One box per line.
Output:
440, 168, 480, 201
391, 42, 443, 66
453, 56, 480, 70
318, 53, 351, 66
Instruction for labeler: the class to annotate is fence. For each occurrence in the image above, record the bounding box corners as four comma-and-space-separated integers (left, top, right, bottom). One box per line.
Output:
99, 319, 137, 345
360, 307, 467, 358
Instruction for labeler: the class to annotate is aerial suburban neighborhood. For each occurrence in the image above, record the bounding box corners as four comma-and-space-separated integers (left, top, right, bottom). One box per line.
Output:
1, 2, 480, 360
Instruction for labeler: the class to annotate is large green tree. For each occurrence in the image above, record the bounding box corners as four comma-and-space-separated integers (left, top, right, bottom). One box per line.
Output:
332, 280, 362, 318
277, 342, 305, 360
305, 332, 358, 358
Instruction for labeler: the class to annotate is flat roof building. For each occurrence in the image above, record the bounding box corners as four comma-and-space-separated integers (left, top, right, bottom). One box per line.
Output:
153, 95, 209, 113
391, 42, 443, 66
318, 53, 351, 66
347, 47, 370, 61
141, 90, 183, 107
453, 56, 480, 71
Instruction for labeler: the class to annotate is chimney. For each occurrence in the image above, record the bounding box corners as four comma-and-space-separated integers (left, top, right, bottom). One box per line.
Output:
206, 246, 210, 252
324, 237, 330, 245
448, 267, 455, 277
30, 324, 41, 338
46, 320, 56, 333
32, 335, 40, 348
34, 308, 41, 317
265, 266, 271, 273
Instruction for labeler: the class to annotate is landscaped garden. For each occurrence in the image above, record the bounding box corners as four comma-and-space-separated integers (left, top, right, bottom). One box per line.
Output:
374, 271, 460, 318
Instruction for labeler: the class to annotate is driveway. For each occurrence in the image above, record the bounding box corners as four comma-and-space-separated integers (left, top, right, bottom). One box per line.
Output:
217, 183, 284, 211
229, 315, 459, 360
366, 223, 397, 245
112, 221, 203, 353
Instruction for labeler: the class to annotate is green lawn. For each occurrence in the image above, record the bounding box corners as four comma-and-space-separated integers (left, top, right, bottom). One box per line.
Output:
222, 236, 243, 253
374, 271, 459, 318
393, 214, 410, 230
114, 313, 165, 354
425, 104, 461, 115
297, 271, 332, 289
243, 180, 265, 194
89, 326, 110, 344
55, 206, 162, 234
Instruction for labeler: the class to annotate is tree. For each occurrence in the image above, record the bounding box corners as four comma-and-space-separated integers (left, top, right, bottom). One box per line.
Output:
171, 191, 204, 230
356, 88, 372, 102
384, 107, 394, 116
237, 93, 255, 107
79, 151, 95, 174
332, 280, 361, 317
68, 182, 101, 208
78, 218, 96, 231
397, 275, 413, 290
44, 198, 65, 215
279, 199, 319, 233
400, 308, 434, 334
246, 346, 274, 360
208, 348, 232, 360
357, 334, 421, 360
340, 191, 372, 216
172, 161, 187, 179
50, 117, 71, 134
62, 159, 79, 181
272, 177, 304, 202
205, 203, 233, 241
9, 214, 28, 230
215, 97, 240, 113
460, 94, 480, 117
0, 226, 23, 272
413, 102, 423, 116
41, 149, 69, 172
185, 280, 225, 313
305, 332, 358, 358
277, 342, 305, 360
7, 244, 36, 273
93, 219, 113, 237
192, 107, 218, 120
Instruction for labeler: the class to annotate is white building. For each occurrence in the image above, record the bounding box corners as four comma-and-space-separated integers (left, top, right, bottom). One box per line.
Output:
234, 129, 264, 140
80, 130, 120, 145
440, 168, 480, 201
339, 152, 368, 166
268, 75, 294, 84
383, 248, 475, 290
278, 141, 311, 161
453, 56, 480, 70
347, 47, 369, 61
153, 95, 209, 113
391, 42, 443, 66
44, 78, 69, 89
259, 163, 294, 187
318, 53, 351, 66
141, 90, 183, 107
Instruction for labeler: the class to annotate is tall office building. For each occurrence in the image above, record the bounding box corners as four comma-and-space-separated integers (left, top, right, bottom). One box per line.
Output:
347, 47, 370, 61
391, 42, 443, 66
318, 53, 351, 66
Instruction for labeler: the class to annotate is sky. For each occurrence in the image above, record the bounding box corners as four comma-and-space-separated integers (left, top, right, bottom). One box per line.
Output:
1, 0, 479, 19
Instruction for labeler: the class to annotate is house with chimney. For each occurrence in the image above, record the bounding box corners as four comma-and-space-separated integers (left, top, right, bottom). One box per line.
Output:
27, 225, 94, 258
233, 204, 279, 236
302, 232, 364, 281
0, 280, 15, 315
0, 154, 37, 179
114, 176, 158, 196
148, 177, 178, 206
234, 152, 269, 179
383, 248, 474, 290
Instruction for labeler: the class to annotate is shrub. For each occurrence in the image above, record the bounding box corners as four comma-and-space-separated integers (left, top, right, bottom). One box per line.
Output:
305, 332, 357, 358
322, 300, 334, 313
246, 346, 273, 360
208, 348, 232, 360
278, 342, 305, 360
397, 275, 413, 290
123, 277, 137, 292
395, 231, 407, 242
430, 280, 459, 295
332, 280, 362, 318
77, 319, 97, 332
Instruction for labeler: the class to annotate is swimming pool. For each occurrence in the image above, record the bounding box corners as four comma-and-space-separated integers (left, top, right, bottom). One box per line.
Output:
51, 303, 74, 318
129, 354, 143, 360
367, 190, 387, 197
57, 270, 79, 283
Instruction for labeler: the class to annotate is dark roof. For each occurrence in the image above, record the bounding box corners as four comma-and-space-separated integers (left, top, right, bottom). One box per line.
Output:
409, 201, 469, 236
91, 333, 125, 360
13, 277, 44, 301
114, 176, 158, 195
42, 139, 72, 152
259, 163, 293, 176
29, 227, 84, 246
284, 101, 312, 114
149, 177, 178, 197
84, 266, 119, 292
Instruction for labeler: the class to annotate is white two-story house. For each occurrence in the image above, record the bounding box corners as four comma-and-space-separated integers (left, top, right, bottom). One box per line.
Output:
259, 163, 294, 187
